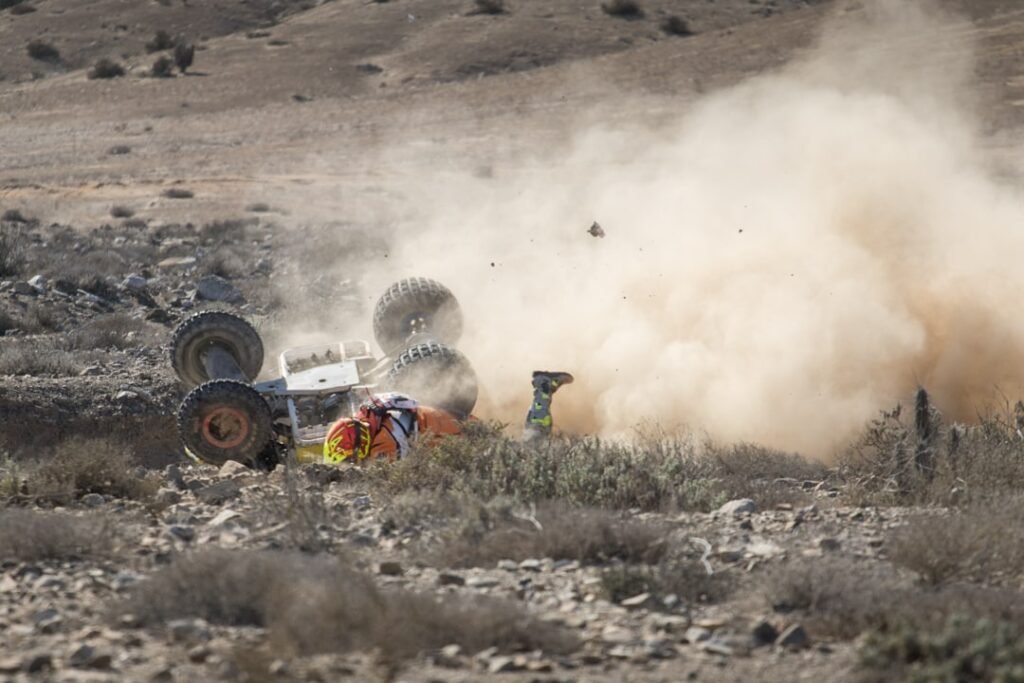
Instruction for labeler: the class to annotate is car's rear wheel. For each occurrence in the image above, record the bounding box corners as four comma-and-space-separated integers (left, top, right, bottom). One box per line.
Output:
178, 379, 273, 467
373, 278, 463, 354
387, 342, 478, 419
170, 311, 264, 388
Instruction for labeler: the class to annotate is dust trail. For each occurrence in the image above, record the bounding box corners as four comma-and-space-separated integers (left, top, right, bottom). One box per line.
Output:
319, 0, 1024, 458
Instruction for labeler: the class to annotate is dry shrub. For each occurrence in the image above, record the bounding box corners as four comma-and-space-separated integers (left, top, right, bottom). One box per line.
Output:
200, 246, 247, 279
661, 15, 693, 36
16, 437, 159, 503
0, 226, 25, 276
841, 396, 1024, 506
0, 339, 85, 376
601, 0, 642, 18
0, 508, 111, 560
122, 549, 578, 663
601, 554, 735, 606
764, 556, 1024, 641
145, 30, 176, 53
859, 615, 1024, 683
888, 497, 1024, 585
371, 423, 823, 512
63, 313, 152, 351
88, 58, 125, 79
26, 39, 59, 62
108, 145, 131, 155
110, 205, 134, 219
161, 187, 193, 198
470, 0, 505, 15
432, 501, 667, 568
199, 218, 256, 244
9, 3, 34, 14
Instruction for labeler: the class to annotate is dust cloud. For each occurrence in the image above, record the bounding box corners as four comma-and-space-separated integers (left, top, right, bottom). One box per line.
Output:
341, 0, 1024, 458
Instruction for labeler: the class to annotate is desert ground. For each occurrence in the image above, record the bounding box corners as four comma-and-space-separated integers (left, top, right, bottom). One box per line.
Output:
5, 0, 1024, 681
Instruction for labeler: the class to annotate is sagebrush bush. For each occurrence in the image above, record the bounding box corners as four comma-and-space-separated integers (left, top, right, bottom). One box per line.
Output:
145, 30, 175, 53
429, 500, 668, 567
859, 615, 1024, 683
840, 392, 1024, 505
888, 497, 1024, 585
88, 58, 125, 79
0, 339, 85, 377
661, 15, 693, 36
0, 508, 111, 560
121, 549, 578, 663
26, 39, 59, 62
162, 187, 193, 199
764, 555, 1024, 641
0, 227, 25, 276
62, 314, 152, 351
110, 205, 134, 218
471, 0, 505, 14
601, 0, 642, 18
370, 423, 822, 512
151, 56, 174, 78
13, 437, 159, 503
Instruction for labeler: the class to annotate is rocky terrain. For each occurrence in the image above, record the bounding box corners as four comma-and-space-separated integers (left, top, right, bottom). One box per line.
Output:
6, 0, 1024, 681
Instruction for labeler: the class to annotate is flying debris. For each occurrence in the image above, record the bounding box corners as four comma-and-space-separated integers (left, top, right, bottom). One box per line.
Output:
587, 221, 605, 238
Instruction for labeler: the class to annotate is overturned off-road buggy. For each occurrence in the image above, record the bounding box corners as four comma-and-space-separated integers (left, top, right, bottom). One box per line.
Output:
169, 277, 479, 469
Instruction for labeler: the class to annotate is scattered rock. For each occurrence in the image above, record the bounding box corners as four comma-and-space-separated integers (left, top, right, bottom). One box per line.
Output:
81, 493, 105, 508
684, 626, 711, 644
167, 525, 195, 542
777, 623, 808, 649
195, 479, 242, 505
157, 256, 198, 269
12, 281, 37, 296
68, 644, 112, 670
28, 274, 47, 291
121, 274, 148, 291
168, 619, 211, 644
717, 499, 757, 516
751, 619, 779, 646
218, 460, 249, 478
23, 653, 53, 673
438, 572, 466, 587
378, 561, 404, 576
467, 576, 499, 589
518, 558, 542, 572
195, 275, 242, 303
621, 592, 655, 609
817, 537, 841, 552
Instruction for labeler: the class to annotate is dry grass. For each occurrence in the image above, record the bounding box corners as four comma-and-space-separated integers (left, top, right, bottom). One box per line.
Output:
6, 437, 160, 503
62, 313, 154, 351
0, 508, 112, 561
0, 226, 25, 276
840, 394, 1024, 506
764, 555, 1024, 641
0, 338, 88, 376
429, 500, 668, 567
601, 553, 735, 606
859, 615, 1024, 683
888, 497, 1024, 585
121, 549, 579, 663
370, 422, 823, 512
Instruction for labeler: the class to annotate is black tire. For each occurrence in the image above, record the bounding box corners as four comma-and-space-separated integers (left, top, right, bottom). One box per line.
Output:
170, 311, 263, 387
373, 278, 463, 354
387, 342, 478, 418
177, 379, 273, 467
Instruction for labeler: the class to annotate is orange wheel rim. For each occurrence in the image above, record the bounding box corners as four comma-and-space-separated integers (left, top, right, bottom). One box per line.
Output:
201, 406, 250, 449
